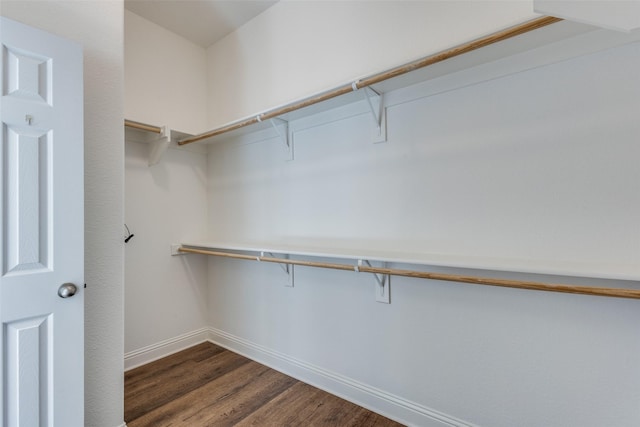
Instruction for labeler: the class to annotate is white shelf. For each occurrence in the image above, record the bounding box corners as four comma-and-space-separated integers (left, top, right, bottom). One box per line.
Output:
185, 19, 601, 146
180, 240, 640, 282
124, 124, 194, 165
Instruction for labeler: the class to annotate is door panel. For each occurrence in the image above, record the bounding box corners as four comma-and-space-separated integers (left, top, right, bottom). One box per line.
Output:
5, 315, 53, 426
3, 125, 51, 274
1, 17, 83, 427
3, 45, 51, 104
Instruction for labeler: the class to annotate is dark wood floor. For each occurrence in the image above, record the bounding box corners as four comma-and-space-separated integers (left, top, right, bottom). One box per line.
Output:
125, 342, 404, 426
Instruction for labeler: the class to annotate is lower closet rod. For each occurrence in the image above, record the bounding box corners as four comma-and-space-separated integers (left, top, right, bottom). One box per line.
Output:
178, 247, 640, 300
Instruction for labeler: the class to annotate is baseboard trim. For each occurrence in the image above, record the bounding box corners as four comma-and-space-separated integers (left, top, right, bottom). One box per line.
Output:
124, 327, 474, 426
205, 326, 475, 427
124, 328, 210, 371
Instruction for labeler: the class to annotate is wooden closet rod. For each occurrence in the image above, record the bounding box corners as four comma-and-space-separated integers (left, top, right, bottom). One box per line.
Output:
178, 15, 562, 146
124, 119, 163, 134
178, 246, 640, 300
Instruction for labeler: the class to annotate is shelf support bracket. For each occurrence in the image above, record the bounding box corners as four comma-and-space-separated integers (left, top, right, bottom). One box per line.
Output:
170, 244, 187, 256
262, 251, 294, 287
357, 259, 390, 304
268, 117, 294, 161
362, 87, 387, 143
148, 126, 171, 166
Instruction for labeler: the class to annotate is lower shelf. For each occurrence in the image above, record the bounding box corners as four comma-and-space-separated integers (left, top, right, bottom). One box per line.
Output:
175, 241, 640, 300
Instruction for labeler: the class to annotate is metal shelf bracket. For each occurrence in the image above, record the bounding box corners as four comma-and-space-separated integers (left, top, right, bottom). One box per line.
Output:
267, 117, 294, 161
262, 251, 294, 287
362, 87, 387, 143
356, 259, 390, 304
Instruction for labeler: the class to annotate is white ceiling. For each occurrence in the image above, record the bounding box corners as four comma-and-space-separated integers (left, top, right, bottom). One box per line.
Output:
124, 0, 279, 48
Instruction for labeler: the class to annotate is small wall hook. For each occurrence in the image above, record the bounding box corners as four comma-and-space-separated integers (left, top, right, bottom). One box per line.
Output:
124, 224, 134, 243
25, 115, 33, 125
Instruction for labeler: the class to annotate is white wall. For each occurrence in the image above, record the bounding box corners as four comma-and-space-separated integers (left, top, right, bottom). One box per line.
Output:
123, 11, 210, 367
205, 39, 640, 426
1, 2, 125, 427
125, 10, 207, 135
124, 139, 209, 364
206, 1, 539, 128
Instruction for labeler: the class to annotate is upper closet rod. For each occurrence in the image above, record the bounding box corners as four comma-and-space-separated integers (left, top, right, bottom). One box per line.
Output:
178, 16, 562, 146
179, 246, 640, 300
124, 119, 163, 134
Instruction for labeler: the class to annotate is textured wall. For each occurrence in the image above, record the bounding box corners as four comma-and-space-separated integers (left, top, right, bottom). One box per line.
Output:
1, 2, 125, 426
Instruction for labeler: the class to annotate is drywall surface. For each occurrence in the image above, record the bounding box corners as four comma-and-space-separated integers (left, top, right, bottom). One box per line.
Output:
125, 10, 208, 135
124, 140, 208, 356
206, 41, 640, 426
1, 2, 125, 427
205, 0, 539, 128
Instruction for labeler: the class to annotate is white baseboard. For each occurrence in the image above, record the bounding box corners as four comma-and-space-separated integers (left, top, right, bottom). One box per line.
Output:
205, 326, 476, 427
124, 327, 210, 371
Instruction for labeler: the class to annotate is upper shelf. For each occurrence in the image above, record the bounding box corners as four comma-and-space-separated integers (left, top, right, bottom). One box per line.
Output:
177, 16, 599, 147
179, 239, 640, 282
124, 119, 194, 165
125, 17, 640, 154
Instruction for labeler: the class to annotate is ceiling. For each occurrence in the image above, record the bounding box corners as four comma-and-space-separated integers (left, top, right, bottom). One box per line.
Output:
124, 0, 279, 48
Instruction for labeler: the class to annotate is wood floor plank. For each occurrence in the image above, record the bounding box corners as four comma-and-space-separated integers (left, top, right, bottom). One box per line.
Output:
233, 382, 328, 426
127, 360, 296, 427
125, 342, 404, 427
181, 364, 297, 426
236, 382, 400, 427
126, 348, 245, 401
125, 347, 251, 421
125, 342, 225, 386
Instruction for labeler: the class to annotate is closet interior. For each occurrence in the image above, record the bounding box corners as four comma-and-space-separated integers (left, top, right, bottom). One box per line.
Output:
124, 5, 640, 426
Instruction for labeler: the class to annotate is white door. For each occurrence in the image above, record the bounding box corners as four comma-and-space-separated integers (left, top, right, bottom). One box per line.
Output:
0, 17, 84, 426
